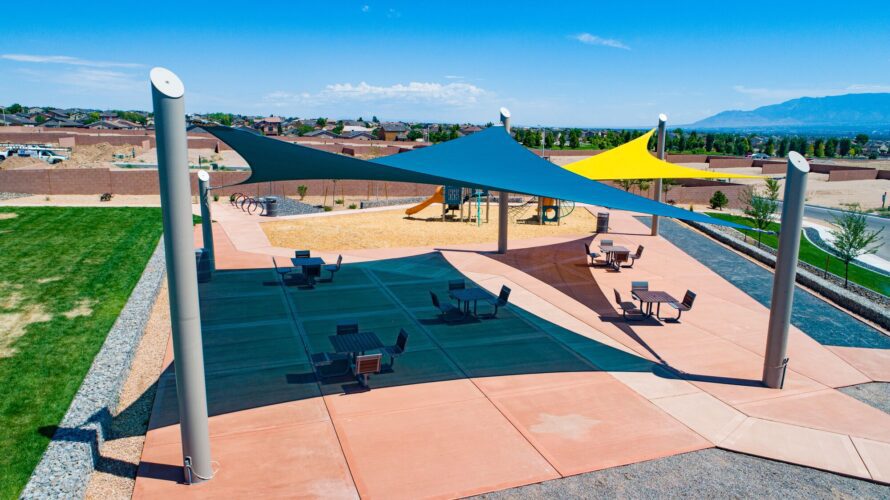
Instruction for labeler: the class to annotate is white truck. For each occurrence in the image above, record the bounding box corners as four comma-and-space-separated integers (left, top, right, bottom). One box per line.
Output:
0, 147, 68, 164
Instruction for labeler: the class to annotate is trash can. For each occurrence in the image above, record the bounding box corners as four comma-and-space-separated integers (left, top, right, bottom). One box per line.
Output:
264, 196, 279, 217
195, 249, 211, 283
596, 212, 610, 233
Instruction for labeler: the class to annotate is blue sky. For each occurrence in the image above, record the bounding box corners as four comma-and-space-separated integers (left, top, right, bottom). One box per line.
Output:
2, 1, 889, 127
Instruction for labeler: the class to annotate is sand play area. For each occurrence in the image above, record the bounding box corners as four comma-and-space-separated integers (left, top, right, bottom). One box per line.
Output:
263, 203, 597, 251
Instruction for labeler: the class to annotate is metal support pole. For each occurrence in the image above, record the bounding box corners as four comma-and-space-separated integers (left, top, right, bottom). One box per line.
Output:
198, 171, 215, 273
651, 114, 667, 236
497, 107, 511, 254
150, 67, 213, 483
762, 151, 809, 389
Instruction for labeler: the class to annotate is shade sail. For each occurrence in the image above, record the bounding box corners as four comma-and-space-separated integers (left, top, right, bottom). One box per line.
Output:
202, 124, 749, 229
563, 129, 762, 180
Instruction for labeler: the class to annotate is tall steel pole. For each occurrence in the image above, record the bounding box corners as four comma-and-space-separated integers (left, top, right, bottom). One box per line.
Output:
197, 170, 215, 272
497, 107, 511, 254
762, 151, 809, 389
151, 67, 213, 483
651, 114, 667, 236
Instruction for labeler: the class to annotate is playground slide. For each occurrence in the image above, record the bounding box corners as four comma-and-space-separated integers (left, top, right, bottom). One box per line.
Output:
405, 186, 444, 215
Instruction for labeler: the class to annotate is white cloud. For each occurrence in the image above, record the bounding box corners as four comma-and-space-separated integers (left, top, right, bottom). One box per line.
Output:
444, 75, 465, 80
387, 8, 401, 18
571, 33, 630, 50
361, 4, 369, 12
1, 53, 142, 68
733, 84, 890, 101
16, 67, 141, 93
264, 81, 487, 108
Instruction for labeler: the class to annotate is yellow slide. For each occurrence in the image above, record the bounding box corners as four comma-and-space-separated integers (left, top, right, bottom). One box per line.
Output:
406, 186, 444, 215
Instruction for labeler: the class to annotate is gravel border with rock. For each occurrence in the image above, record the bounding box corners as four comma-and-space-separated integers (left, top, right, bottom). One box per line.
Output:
20, 238, 166, 499
359, 196, 427, 209
0, 191, 31, 201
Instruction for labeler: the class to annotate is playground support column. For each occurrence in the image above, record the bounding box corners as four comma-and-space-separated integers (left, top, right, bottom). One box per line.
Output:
198, 171, 215, 272
762, 152, 809, 389
651, 114, 667, 236
150, 67, 213, 483
498, 107, 511, 254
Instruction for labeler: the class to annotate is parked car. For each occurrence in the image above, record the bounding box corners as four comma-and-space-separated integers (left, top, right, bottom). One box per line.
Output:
0, 149, 12, 161
750, 153, 770, 159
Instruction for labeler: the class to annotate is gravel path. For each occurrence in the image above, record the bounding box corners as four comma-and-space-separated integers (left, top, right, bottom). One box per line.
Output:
840, 383, 890, 414
0, 192, 30, 201
470, 449, 890, 499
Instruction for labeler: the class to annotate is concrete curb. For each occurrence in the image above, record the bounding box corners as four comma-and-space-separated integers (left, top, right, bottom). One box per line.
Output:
686, 221, 890, 332
20, 237, 166, 499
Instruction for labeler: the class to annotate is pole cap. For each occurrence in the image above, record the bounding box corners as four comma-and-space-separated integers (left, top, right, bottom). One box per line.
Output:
197, 170, 210, 181
499, 107, 511, 119
787, 151, 810, 173
150, 67, 184, 98
658, 113, 668, 124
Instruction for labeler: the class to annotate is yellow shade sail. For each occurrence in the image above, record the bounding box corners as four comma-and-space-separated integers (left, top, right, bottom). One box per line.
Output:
562, 129, 762, 180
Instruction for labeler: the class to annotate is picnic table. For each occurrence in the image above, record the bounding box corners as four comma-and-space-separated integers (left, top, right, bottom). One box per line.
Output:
291, 257, 326, 283
449, 287, 492, 317
631, 290, 678, 318
329, 331, 384, 355
598, 245, 629, 265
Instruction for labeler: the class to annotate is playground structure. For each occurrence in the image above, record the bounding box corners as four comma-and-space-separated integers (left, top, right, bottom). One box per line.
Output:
406, 185, 575, 225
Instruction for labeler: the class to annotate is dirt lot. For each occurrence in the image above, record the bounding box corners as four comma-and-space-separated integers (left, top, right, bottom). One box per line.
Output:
713, 166, 890, 209
263, 203, 596, 251
0, 195, 162, 207
0, 143, 145, 170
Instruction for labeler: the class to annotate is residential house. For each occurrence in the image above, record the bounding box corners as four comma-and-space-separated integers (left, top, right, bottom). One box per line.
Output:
40, 119, 83, 128
459, 125, 482, 135
253, 116, 282, 136
378, 122, 408, 141
0, 114, 37, 126
303, 129, 339, 139
341, 131, 375, 141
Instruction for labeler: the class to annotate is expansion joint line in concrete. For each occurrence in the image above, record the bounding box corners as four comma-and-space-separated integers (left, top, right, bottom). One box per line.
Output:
274, 272, 361, 497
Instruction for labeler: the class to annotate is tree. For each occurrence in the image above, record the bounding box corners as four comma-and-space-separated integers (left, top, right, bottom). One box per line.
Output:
206, 112, 233, 126
855, 134, 869, 147
705, 133, 716, 152
332, 121, 344, 135
739, 185, 778, 247
763, 137, 776, 156
825, 138, 838, 157
372, 115, 379, 123
315, 117, 328, 128
829, 204, 884, 287
544, 131, 555, 149
569, 129, 580, 149
776, 137, 789, 157
558, 131, 567, 148
83, 111, 100, 124
838, 138, 852, 156
709, 191, 729, 210
34, 115, 46, 123
296, 185, 308, 200
814, 138, 825, 157
615, 179, 635, 192
406, 129, 423, 141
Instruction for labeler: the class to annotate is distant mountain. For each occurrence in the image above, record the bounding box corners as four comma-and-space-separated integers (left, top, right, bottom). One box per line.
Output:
690, 93, 890, 131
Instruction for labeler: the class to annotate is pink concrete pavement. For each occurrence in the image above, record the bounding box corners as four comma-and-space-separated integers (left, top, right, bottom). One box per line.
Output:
135, 203, 890, 498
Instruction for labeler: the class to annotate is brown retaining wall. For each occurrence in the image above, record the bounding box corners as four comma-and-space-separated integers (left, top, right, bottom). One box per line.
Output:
709, 157, 754, 168
828, 169, 879, 182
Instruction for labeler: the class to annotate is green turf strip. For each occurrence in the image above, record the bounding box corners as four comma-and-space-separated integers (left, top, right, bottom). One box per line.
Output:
0, 207, 163, 499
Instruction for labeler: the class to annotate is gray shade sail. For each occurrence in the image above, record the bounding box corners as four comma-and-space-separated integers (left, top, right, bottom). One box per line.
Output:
202, 124, 748, 229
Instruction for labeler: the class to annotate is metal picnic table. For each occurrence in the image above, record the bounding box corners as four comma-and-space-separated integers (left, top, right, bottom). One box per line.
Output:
449, 287, 492, 317
329, 331, 384, 356
598, 245, 629, 265
631, 290, 678, 318
291, 257, 326, 283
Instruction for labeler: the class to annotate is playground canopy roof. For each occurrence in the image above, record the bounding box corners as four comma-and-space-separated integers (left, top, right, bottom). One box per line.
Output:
563, 129, 763, 180
203, 124, 749, 229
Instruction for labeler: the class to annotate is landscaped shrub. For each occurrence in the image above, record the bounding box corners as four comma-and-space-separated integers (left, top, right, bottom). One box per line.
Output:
297, 185, 308, 200
709, 190, 728, 210
335, 198, 344, 205
348, 204, 357, 209
323, 206, 333, 212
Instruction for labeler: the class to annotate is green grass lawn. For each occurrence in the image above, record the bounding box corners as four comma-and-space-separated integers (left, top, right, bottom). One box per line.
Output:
0, 207, 163, 499
706, 212, 889, 296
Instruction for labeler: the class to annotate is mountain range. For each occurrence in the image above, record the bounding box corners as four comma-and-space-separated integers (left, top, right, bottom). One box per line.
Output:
689, 93, 890, 133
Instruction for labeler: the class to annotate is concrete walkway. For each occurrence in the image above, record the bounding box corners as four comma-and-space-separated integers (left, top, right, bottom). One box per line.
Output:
134, 203, 890, 498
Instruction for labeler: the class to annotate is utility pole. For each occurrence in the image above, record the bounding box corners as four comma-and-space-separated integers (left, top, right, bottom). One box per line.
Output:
498, 107, 511, 254
151, 67, 214, 483
651, 114, 667, 236
762, 151, 809, 389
